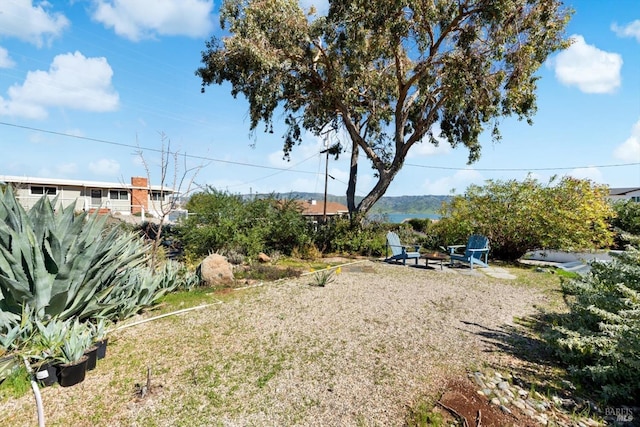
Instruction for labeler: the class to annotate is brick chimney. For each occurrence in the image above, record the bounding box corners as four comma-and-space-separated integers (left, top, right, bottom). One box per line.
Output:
131, 176, 149, 215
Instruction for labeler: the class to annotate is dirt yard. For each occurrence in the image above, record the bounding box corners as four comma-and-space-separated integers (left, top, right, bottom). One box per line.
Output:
5, 260, 571, 426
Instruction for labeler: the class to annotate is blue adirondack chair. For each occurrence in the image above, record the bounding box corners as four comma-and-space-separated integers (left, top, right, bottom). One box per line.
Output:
385, 231, 421, 265
447, 235, 490, 269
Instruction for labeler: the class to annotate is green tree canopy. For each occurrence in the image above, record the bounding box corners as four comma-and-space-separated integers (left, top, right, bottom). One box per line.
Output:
197, 0, 571, 218
433, 176, 615, 261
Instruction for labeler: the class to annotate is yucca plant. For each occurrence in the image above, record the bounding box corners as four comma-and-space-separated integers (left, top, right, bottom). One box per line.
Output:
0, 187, 149, 322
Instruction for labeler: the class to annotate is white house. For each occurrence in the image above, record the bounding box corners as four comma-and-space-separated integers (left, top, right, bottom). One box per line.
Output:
609, 187, 640, 203
0, 175, 176, 218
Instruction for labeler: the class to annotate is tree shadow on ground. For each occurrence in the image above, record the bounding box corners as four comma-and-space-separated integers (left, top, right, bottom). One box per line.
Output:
458, 312, 594, 404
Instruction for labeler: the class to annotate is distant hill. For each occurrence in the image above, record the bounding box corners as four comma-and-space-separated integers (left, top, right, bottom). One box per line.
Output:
263, 192, 451, 214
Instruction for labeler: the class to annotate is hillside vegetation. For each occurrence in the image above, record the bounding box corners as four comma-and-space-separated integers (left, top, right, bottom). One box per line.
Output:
258, 192, 451, 214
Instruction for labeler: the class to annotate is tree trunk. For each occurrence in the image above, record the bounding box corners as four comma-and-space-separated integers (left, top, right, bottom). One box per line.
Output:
346, 142, 359, 216
355, 169, 397, 220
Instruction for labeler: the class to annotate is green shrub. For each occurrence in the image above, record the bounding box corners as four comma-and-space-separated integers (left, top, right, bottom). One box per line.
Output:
406, 218, 431, 233
177, 189, 313, 258
313, 217, 387, 256
611, 200, 640, 235
548, 250, 640, 404
430, 177, 615, 261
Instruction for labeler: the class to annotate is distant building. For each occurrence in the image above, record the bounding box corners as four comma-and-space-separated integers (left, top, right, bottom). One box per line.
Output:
298, 199, 349, 223
0, 175, 176, 218
609, 187, 640, 203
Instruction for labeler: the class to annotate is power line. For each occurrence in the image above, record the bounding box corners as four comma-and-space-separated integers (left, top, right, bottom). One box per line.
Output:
2, 120, 637, 177
0, 121, 318, 175
405, 162, 640, 172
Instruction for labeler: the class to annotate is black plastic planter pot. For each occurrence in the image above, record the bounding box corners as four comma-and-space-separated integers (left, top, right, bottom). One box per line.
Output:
85, 346, 98, 371
96, 338, 108, 360
58, 357, 88, 387
35, 361, 58, 387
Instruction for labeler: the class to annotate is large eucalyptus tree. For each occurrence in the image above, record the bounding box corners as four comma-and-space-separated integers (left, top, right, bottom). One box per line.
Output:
197, 0, 571, 219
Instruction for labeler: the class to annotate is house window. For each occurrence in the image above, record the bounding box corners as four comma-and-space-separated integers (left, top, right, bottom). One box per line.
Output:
150, 191, 165, 201
109, 190, 129, 200
31, 186, 57, 196
632, 196, 640, 203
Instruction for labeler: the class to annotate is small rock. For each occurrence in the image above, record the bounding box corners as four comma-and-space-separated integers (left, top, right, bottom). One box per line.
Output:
486, 381, 496, 389
472, 372, 486, 388
257, 252, 271, 263
524, 409, 536, 418
577, 422, 587, 427
534, 415, 548, 426
497, 381, 510, 391
504, 389, 515, 399
482, 388, 493, 397
513, 400, 526, 410
494, 371, 503, 379
491, 397, 501, 406
499, 405, 512, 414
518, 389, 528, 397
500, 397, 510, 405
526, 399, 539, 409
584, 418, 600, 427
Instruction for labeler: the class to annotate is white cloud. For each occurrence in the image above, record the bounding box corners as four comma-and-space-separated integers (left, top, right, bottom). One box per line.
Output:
91, 0, 215, 41
0, 47, 15, 68
408, 124, 452, 157
0, 0, 69, 47
55, 163, 79, 176
65, 128, 85, 138
89, 158, 121, 176
611, 20, 640, 42
613, 118, 640, 162
567, 167, 604, 183
0, 51, 119, 119
421, 169, 484, 195
552, 35, 622, 94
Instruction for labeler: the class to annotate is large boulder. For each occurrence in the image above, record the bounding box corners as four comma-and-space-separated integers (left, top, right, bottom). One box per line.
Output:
199, 253, 234, 286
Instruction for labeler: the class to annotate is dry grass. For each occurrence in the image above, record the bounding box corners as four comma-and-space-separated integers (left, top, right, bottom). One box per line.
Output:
4, 260, 565, 427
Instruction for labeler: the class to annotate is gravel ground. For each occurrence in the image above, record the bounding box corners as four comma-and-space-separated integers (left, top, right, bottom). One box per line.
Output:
5, 260, 548, 427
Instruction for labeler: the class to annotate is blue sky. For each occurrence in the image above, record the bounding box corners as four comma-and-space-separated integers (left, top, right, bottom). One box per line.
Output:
0, 0, 638, 198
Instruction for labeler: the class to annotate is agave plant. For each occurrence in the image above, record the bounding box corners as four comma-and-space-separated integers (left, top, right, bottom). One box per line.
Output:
59, 319, 92, 365
0, 187, 149, 322
89, 317, 110, 343
32, 317, 69, 360
0, 324, 21, 357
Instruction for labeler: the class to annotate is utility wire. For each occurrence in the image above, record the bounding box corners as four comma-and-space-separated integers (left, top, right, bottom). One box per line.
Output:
0, 121, 318, 175
405, 162, 640, 172
2, 121, 638, 178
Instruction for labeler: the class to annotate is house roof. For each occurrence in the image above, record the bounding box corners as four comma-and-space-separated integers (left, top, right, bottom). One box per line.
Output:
0, 175, 174, 192
609, 187, 640, 196
298, 200, 349, 216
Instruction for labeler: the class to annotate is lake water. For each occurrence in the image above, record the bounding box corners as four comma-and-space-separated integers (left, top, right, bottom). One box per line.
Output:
369, 213, 440, 223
